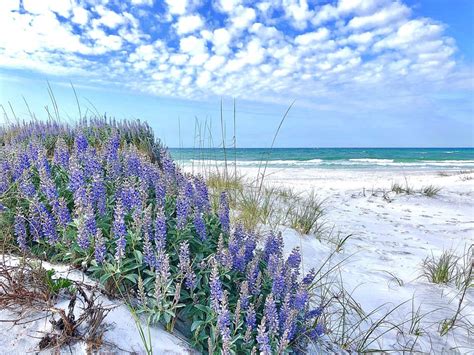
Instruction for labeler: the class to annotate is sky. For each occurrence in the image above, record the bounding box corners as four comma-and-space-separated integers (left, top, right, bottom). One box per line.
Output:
0, 0, 473, 147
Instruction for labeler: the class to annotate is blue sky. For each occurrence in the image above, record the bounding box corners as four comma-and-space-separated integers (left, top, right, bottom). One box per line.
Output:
0, 0, 473, 147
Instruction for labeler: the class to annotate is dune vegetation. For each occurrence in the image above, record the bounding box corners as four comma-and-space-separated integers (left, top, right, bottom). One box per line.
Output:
0, 118, 325, 353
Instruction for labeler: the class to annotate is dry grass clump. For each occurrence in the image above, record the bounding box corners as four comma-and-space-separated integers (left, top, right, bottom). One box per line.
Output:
0, 258, 113, 352
421, 185, 441, 197
422, 251, 459, 285
288, 191, 325, 235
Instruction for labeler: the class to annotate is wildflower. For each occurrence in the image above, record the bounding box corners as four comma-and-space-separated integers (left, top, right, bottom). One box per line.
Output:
53, 138, 69, 169
287, 247, 301, 269
112, 199, 127, 261
210, 261, 223, 312
263, 232, 283, 263
256, 316, 272, 354
176, 191, 190, 230
94, 229, 106, 264
91, 173, 106, 215
75, 133, 88, 155
154, 207, 167, 250
246, 303, 257, 330
193, 176, 210, 212
52, 197, 71, 229
218, 192, 230, 233
238, 280, 250, 310
154, 177, 166, 208
18, 172, 36, 198
302, 268, 316, 286
194, 211, 207, 241
178, 241, 196, 290
264, 294, 279, 335
217, 291, 232, 352
14, 212, 28, 251
28, 200, 42, 241
39, 203, 58, 244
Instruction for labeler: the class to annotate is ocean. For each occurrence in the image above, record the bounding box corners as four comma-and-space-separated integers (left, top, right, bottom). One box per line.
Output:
169, 148, 474, 170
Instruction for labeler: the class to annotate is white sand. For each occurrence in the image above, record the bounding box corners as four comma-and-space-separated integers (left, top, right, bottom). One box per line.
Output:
233, 166, 474, 353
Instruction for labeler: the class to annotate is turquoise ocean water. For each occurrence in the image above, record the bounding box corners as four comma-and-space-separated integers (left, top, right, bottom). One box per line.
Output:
170, 148, 474, 170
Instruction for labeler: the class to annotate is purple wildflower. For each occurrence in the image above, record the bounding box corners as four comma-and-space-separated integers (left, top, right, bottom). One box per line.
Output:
28, 201, 42, 241
217, 292, 231, 349
238, 281, 250, 310
302, 268, 316, 286
154, 177, 166, 208
154, 207, 167, 250
178, 241, 196, 290
143, 229, 156, 268
91, 173, 106, 215
293, 287, 309, 310
18, 173, 36, 198
210, 261, 223, 312
94, 229, 107, 264
14, 212, 28, 251
218, 192, 230, 233
75, 133, 88, 155
12, 152, 30, 181
193, 212, 207, 241
308, 324, 325, 340
256, 317, 272, 354
287, 247, 302, 269
246, 303, 257, 330
176, 191, 190, 230
39, 203, 58, 244
193, 176, 210, 212
53, 138, 69, 169
112, 199, 127, 261
264, 294, 279, 335
263, 232, 283, 263
52, 197, 71, 228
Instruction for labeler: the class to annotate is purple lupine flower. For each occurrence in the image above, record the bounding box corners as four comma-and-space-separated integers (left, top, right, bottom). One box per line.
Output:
293, 288, 309, 310
239, 281, 250, 310
287, 247, 302, 269
28, 200, 42, 242
12, 152, 30, 181
218, 192, 230, 233
210, 261, 223, 312
52, 197, 71, 228
53, 138, 69, 169
14, 212, 28, 251
247, 257, 262, 296
246, 303, 257, 330
84, 148, 102, 179
143, 229, 156, 268
244, 233, 256, 264
263, 232, 283, 263
120, 180, 141, 212
178, 241, 196, 290
39, 166, 58, 202
154, 207, 167, 251
112, 199, 127, 261
302, 268, 316, 286
77, 214, 90, 249
94, 229, 107, 264
305, 307, 323, 320
75, 133, 88, 155
161, 152, 175, 182
39, 203, 58, 244
154, 177, 166, 208
193, 211, 207, 241
176, 191, 190, 230
91, 173, 106, 215
308, 324, 325, 340
264, 294, 279, 335
0, 203, 6, 213
193, 176, 210, 212
272, 271, 285, 300
125, 150, 141, 177
256, 317, 272, 354
18, 172, 36, 198
157, 251, 171, 282
217, 291, 231, 349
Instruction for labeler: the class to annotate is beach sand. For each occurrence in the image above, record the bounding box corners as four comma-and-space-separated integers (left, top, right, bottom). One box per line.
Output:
233, 166, 474, 352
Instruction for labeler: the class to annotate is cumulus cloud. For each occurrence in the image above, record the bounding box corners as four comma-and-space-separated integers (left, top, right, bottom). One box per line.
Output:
0, 0, 465, 107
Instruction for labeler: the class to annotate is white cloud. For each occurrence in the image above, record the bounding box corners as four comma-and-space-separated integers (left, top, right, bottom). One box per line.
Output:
175, 15, 204, 35
72, 7, 89, 26
131, 0, 154, 5
0, 0, 463, 110
212, 28, 232, 54
94, 6, 127, 29
165, 0, 188, 15
180, 35, 207, 55
295, 28, 330, 45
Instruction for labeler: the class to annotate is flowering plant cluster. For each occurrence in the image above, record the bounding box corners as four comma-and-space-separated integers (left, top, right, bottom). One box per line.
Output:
0, 119, 324, 353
